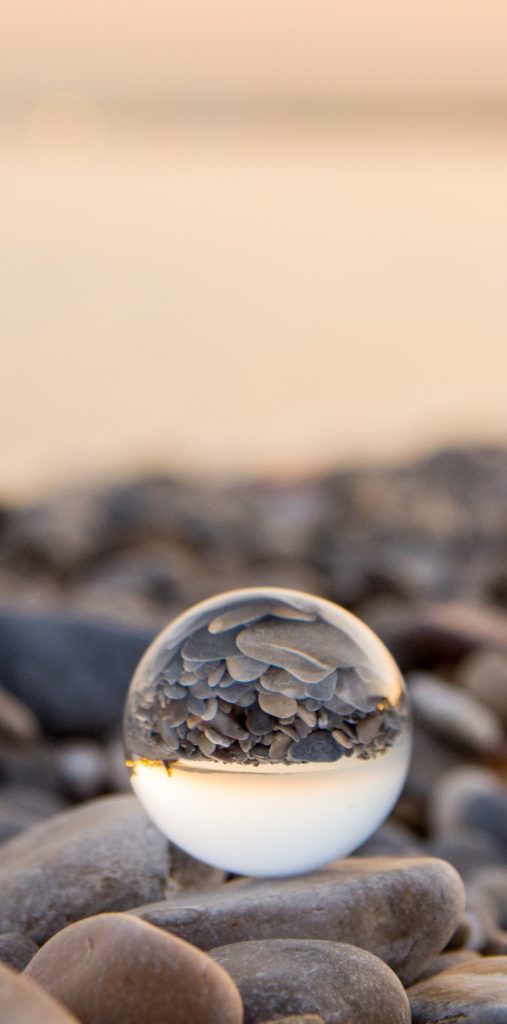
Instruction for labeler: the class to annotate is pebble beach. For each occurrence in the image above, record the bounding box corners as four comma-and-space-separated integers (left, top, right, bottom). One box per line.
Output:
0, 445, 506, 1021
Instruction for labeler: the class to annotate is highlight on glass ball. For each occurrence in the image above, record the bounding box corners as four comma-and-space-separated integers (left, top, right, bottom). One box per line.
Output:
123, 587, 411, 876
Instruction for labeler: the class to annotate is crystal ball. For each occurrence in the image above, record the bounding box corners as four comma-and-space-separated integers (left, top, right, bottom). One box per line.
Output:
124, 587, 411, 876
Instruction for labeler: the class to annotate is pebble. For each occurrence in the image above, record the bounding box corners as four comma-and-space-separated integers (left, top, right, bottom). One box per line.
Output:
355, 820, 422, 857
167, 843, 226, 890
0, 794, 169, 943
0, 685, 40, 743
258, 1017, 324, 1024
25, 912, 243, 1024
0, 785, 66, 842
258, 691, 298, 718
430, 767, 507, 849
0, 610, 154, 736
466, 868, 507, 938
55, 740, 109, 800
210, 939, 410, 1024
132, 857, 465, 985
458, 648, 507, 724
364, 599, 507, 670
426, 830, 507, 880
415, 949, 481, 981
236, 620, 363, 683
408, 670, 505, 754
0, 961, 79, 1023
407, 956, 507, 1023
0, 932, 39, 970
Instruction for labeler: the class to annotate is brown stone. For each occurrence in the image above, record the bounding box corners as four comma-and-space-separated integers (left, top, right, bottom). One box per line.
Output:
408, 956, 507, 1023
0, 961, 79, 1023
25, 912, 243, 1024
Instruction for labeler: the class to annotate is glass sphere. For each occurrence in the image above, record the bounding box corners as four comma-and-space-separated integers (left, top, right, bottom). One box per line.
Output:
124, 587, 411, 876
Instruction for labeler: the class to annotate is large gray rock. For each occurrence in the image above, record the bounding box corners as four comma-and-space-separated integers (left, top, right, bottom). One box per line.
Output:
0, 962, 79, 1022
132, 857, 465, 985
408, 956, 507, 1023
25, 912, 243, 1024
210, 939, 410, 1024
0, 794, 169, 943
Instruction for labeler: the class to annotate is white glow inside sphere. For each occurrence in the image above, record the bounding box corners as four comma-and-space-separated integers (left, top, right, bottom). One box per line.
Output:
123, 587, 411, 876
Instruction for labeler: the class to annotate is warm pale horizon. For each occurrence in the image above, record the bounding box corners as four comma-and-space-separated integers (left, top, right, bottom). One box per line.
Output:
1, 3, 507, 498
3, 1, 507, 103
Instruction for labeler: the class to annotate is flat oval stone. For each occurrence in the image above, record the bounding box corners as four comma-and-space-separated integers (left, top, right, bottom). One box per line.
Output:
25, 913, 243, 1024
408, 956, 507, 1023
131, 857, 465, 985
0, 795, 169, 944
226, 655, 268, 682
0, 962, 79, 1023
237, 621, 364, 683
258, 692, 298, 718
210, 939, 410, 1024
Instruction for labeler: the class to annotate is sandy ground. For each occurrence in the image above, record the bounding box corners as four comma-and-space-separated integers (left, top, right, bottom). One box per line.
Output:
1, 114, 507, 497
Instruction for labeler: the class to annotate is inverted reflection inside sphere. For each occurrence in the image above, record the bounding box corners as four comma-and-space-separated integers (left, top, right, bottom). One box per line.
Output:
124, 588, 411, 876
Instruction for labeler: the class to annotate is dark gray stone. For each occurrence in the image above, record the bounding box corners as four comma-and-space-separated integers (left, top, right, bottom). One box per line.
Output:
430, 768, 507, 850
0, 609, 154, 736
0, 932, 38, 970
132, 857, 465, 985
210, 939, 410, 1024
426, 831, 507, 880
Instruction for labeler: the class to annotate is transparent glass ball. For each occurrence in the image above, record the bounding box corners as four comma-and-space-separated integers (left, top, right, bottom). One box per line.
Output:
124, 587, 411, 876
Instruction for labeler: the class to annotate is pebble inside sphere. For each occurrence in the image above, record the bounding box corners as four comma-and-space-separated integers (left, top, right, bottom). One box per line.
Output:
123, 587, 411, 876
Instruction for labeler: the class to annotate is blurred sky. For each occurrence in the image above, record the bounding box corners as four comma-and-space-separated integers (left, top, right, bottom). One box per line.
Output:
1, 3, 507, 496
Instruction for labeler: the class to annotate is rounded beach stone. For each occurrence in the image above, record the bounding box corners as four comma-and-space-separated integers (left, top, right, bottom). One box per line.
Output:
0, 931, 39, 970
407, 671, 504, 754
426, 830, 506, 881
457, 649, 507, 724
0, 961, 79, 1023
408, 956, 507, 1023
414, 950, 481, 981
25, 912, 243, 1024
210, 939, 410, 1024
132, 856, 465, 985
0, 794, 169, 943
430, 768, 507, 848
